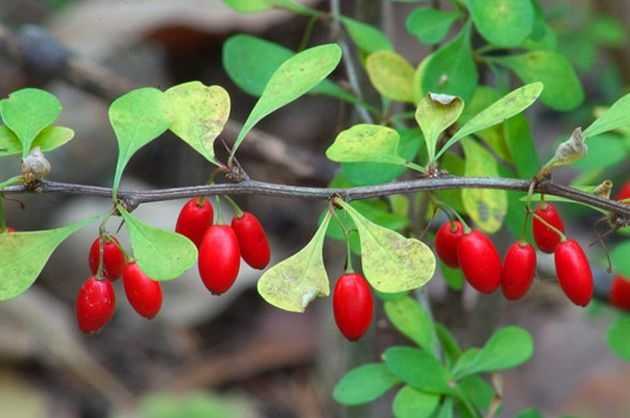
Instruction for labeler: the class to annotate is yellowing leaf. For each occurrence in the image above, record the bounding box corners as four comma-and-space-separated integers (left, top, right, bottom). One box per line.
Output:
415, 93, 464, 161
366, 51, 415, 103
326, 124, 406, 165
0, 126, 74, 157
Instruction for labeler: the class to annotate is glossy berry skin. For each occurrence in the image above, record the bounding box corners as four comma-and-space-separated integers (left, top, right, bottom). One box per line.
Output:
76, 276, 116, 334
501, 241, 537, 300
610, 276, 630, 311
231, 212, 271, 269
615, 181, 630, 202
532, 203, 565, 253
457, 230, 502, 294
89, 236, 126, 280
333, 273, 373, 341
554, 239, 593, 307
175, 197, 214, 248
122, 262, 162, 319
198, 225, 241, 294
435, 221, 464, 268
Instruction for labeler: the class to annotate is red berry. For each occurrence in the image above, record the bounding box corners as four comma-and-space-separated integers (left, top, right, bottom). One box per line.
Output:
610, 275, 630, 311
554, 239, 593, 307
435, 221, 464, 268
198, 225, 241, 294
457, 230, 502, 294
76, 276, 116, 334
175, 197, 214, 248
333, 273, 373, 341
231, 212, 271, 269
122, 262, 163, 319
615, 181, 630, 202
89, 236, 126, 280
501, 241, 537, 300
532, 203, 565, 253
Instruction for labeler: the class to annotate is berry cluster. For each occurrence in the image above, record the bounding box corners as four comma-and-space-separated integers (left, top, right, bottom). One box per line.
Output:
435, 202, 595, 306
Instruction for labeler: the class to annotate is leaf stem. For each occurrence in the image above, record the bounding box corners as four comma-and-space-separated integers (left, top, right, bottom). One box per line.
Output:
406, 161, 427, 174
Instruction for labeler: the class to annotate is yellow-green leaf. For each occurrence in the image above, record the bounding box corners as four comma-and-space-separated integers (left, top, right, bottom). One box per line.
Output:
326, 124, 406, 166
366, 51, 415, 103
415, 93, 464, 161
0, 125, 74, 157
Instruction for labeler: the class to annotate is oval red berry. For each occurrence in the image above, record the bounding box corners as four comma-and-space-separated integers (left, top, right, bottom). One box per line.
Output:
333, 273, 374, 341
501, 241, 537, 300
457, 230, 502, 294
615, 181, 630, 202
532, 203, 565, 253
554, 239, 593, 307
122, 262, 163, 319
89, 236, 126, 280
76, 276, 116, 334
610, 275, 630, 311
198, 225, 241, 295
435, 221, 464, 268
231, 212, 271, 269
175, 197, 214, 248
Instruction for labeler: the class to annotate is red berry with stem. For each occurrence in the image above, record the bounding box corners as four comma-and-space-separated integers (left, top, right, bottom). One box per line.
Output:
122, 262, 163, 319
501, 241, 537, 300
435, 220, 464, 268
198, 225, 241, 294
175, 197, 214, 248
610, 275, 630, 311
615, 181, 630, 202
554, 239, 593, 307
89, 236, 126, 280
333, 273, 374, 341
231, 212, 271, 269
76, 276, 116, 334
457, 230, 502, 294
532, 203, 565, 253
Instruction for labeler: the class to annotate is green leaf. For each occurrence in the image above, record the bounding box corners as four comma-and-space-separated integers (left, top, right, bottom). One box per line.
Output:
233, 44, 342, 158
366, 51, 416, 103
383, 347, 453, 394
574, 134, 627, 172
222, 35, 354, 102
419, 23, 477, 103
0, 88, 62, 157
0, 125, 74, 157
384, 295, 438, 354
438, 82, 543, 159
607, 317, 630, 361
223, 0, 271, 12
326, 124, 406, 166
458, 376, 495, 412
435, 323, 462, 365
504, 114, 539, 178
453, 326, 534, 379
257, 212, 331, 312
461, 140, 507, 233
109, 88, 171, 193
165, 81, 230, 165
589, 15, 626, 47
441, 261, 464, 290
337, 200, 436, 293
611, 241, 630, 277
0, 218, 94, 301
333, 363, 400, 405
119, 207, 197, 281
493, 51, 584, 111
415, 93, 464, 161
406, 8, 461, 45
434, 398, 454, 418
468, 0, 534, 47
341, 17, 393, 53
583, 93, 630, 138
392, 386, 440, 418
515, 408, 545, 418
435, 153, 465, 212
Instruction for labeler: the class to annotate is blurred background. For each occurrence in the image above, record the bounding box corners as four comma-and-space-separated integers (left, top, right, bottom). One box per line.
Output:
0, 0, 629, 417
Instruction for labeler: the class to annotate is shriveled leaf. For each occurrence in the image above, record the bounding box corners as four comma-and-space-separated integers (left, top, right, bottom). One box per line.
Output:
341, 17, 392, 53
383, 347, 452, 394
0, 88, 62, 157
493, 51, 583, 111
109, 88, 171, 193
0, 126, 74, 157
468, 0, 534, 47
337, 200, 436, 293
165, 81, 230, 165
611, 241, 630, 277
0, 218, 95, 301
438, 82, 543, 159
366, 51, 416, 103
406, 8, 461, 45
584, 93, 630, 138
415, 93, 464, 161
326, 124, 406, 166
257, 212, 331, 312
233, 44, 342, 157
333, 363, 400, 405
119, 207, 197, 280
393, 386, 440, 418
461, 140, 507, 233
384, 295, 438, 355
